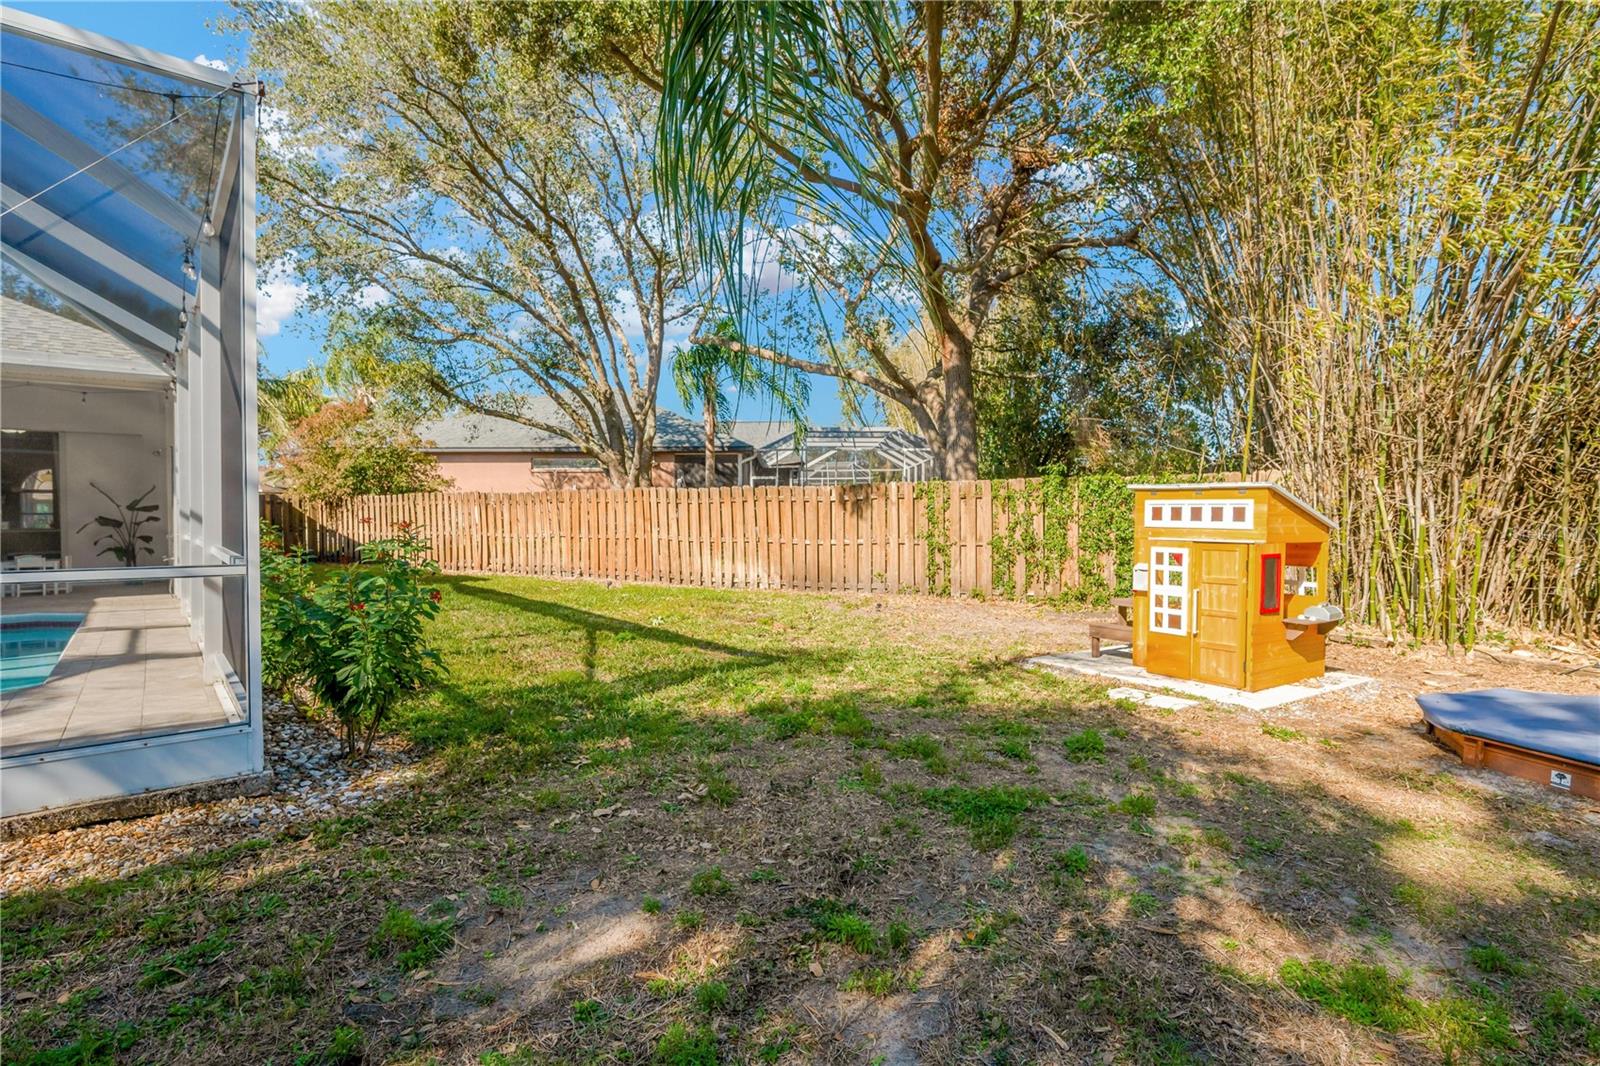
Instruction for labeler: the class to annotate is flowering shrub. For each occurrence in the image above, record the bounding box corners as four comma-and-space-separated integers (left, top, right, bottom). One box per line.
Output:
260, 521, 445, 755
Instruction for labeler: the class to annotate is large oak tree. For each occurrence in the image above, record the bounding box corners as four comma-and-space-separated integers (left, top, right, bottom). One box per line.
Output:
649, 1, 1140, 479
237, 0, 713, 487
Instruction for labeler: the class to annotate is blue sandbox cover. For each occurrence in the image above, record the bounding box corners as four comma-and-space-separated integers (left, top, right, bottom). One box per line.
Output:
1418, 689, 1600, 768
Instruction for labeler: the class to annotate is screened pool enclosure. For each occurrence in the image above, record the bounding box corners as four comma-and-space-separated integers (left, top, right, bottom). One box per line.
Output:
0, 8, 262, 818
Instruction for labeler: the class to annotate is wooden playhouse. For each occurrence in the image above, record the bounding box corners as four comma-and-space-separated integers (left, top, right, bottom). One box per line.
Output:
1129, 482, 1339, 692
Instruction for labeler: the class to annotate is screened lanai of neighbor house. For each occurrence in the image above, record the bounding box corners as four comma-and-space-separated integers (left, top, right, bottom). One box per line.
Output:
734, 425, 936, 486
0, 7, 262, 819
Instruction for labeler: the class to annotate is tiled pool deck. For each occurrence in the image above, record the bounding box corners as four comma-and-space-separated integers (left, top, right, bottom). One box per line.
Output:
0, 587, 237, 757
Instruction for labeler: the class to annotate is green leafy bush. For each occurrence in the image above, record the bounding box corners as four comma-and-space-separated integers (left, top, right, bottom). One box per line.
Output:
261, 521, 445, 755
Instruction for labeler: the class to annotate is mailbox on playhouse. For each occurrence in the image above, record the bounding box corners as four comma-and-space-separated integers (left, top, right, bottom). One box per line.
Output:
1129, 483, 1340, 692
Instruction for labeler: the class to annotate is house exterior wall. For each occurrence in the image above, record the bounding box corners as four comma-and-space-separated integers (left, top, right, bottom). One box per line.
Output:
0, 380, 171, 565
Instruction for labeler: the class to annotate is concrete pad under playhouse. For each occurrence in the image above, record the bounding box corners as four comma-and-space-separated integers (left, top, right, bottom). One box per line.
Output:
1106, 687, 1199, 711
1028, 646, 1378, 711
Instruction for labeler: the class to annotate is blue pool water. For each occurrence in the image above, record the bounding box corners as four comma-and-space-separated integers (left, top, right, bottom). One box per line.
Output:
0, 613, 85, 693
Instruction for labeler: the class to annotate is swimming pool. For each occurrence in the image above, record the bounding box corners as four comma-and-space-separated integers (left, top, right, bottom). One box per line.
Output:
0, 613, 85, 693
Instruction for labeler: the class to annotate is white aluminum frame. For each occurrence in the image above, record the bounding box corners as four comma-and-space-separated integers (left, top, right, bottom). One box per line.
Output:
0, 8, 262, 816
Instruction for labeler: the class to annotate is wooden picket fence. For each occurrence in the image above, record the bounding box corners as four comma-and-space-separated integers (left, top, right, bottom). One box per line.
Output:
261, 480, 1117, 599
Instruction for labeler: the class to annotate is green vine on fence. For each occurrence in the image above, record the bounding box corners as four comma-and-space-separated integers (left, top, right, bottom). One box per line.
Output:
916, 480, 952, 596
985, 472, 1137, 606
1072, 473, 1136, 604
989, 479, 1036, 599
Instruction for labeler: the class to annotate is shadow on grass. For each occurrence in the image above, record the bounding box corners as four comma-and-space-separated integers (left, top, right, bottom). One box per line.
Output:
396, 578, 849, 765
3, 589, 1597, 1064
448, 579, 773, 660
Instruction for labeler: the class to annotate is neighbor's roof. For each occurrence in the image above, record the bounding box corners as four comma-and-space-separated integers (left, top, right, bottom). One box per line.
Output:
418, 402, 750, 454
727, 421, 930, 452
757, 426, 936, 469
1128, 481, 1337, 530
0, 296, 168, 388
725, 419, 804, 450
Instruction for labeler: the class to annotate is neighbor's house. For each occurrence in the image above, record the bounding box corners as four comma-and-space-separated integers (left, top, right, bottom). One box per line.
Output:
1, 9, 262, 822
416, 403, 752, 491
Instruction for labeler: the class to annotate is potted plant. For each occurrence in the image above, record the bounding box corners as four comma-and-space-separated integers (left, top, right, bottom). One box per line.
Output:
76, 483, 161, 565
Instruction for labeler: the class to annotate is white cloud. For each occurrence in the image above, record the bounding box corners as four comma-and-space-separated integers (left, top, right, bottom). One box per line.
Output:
258, 104, 292, 157
353, 284, 390, 310
611, 286, 645, 342
258, 267, 308, 337
193, 54, 230, 72
741, 220, 851, 294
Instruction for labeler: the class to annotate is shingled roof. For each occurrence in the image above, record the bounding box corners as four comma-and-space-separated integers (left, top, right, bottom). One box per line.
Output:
0, 296, 168, 388
417, 401, 751, 454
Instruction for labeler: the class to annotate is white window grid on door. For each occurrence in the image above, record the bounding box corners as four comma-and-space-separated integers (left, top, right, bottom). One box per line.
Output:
1150, 547, 1188, 635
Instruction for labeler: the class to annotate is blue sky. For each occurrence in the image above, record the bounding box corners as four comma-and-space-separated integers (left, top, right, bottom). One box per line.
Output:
10, 0, 852, 425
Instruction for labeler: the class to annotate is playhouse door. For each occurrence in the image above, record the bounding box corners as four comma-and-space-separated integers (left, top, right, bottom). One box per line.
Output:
1192, 544, 1248, 688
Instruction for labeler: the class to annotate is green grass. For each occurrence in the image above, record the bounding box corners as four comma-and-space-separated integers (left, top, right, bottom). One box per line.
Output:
1052, 845, 1093, 883
693, 980, 729, 1013
994, 737, 1033, 761
571, 998, 608, 1028
1115, 791, 1158, 833
486, 884, 522, 909
960, 910, 1019, 949
1279, 958, 1420, 1030
1467, 944, 1523, 976
811, 902, 881, 954
922, 785, 1046, 848
1260, 723, 1305, 742
689, 867, 733, 898
1279, 958, 1515, 1055
1127, 891, 1161, 918
654, 1022, 719, 1065
888, 733, 950, 773
5, 574, 1595, 1065
843, 966, 912, 997
369, 905, 452, 973
748, 694, 875, 743
1063, 727, 1107, 763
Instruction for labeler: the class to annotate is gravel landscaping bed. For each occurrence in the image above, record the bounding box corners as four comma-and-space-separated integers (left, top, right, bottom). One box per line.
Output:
0, 696, 420, 895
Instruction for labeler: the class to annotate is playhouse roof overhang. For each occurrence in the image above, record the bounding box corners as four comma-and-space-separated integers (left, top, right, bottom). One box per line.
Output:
1128, 481, 1338, 531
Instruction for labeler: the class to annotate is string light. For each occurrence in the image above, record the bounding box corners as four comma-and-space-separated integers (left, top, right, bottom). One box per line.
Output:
182, 242, 197, 281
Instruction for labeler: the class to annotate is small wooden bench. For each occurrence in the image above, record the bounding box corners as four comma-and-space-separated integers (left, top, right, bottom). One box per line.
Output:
1088, 621, 1134, 657
1089, 597, 1134, 657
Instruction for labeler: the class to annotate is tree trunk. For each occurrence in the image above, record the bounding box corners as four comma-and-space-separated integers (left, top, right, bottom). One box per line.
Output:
938, 327, 979, 480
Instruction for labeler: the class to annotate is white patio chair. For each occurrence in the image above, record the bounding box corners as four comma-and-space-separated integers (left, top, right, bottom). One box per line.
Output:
3, 554, 65, 597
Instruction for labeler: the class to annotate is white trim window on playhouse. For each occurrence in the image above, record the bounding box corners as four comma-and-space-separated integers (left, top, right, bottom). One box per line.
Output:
1145, 498, 1255, 530
1150, 548, 1188, 635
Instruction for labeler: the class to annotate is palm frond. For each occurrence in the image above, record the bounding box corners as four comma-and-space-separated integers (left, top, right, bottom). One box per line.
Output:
657, 1, 918, 327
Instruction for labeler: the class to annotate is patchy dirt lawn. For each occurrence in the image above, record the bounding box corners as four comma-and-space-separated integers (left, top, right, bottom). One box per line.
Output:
3, 577, 1597, 1065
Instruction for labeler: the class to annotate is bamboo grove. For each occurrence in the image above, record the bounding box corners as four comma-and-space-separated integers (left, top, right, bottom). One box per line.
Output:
1109, 2, 1600, 642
